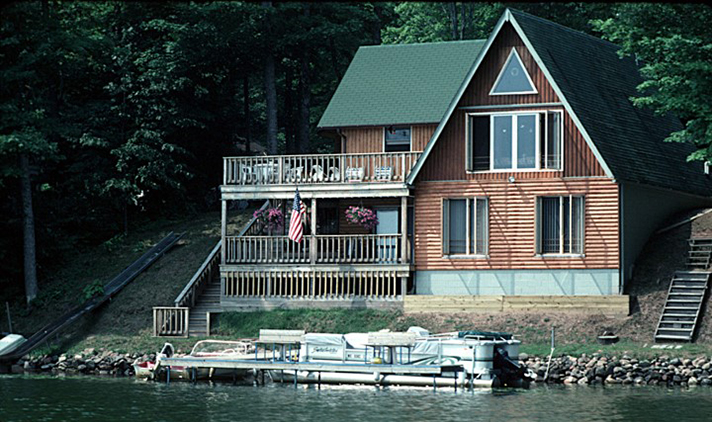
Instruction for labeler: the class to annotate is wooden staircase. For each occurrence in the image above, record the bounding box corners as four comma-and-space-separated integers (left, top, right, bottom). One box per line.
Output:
187, 278, 222, 337
686, 238, 712, 269
655, 270, 710, 342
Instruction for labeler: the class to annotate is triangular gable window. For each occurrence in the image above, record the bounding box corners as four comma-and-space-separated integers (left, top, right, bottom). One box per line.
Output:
490, 48, 537, 95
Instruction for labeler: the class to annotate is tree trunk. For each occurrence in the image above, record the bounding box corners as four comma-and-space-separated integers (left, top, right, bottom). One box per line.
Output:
284, 63, 295, 154
460, 3, 466, 39
243, 76, 251, 154
297, 5, 311, 154
448, 3, 458, 40
19, 154, 38, 306
262, 2, 278, 155
298, 52, 311, 154
372, 3, 383, 45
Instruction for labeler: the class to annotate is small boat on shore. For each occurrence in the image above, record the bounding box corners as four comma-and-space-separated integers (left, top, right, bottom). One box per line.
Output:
0, 334, 27, 357
136, 340, 255, 381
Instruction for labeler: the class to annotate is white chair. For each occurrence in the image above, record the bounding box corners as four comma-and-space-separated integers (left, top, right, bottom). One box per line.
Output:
345, 167, 364, 182
310, 165, 325, 182
374, 166, 393, 181
327, 166, 340, 182
284, 166, 303, 183
240, 164, 254, 184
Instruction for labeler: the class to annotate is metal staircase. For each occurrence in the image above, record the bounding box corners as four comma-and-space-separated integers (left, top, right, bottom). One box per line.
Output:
654, 271, 710, 342
686, 238, 712, 269
654, 239, 712, 343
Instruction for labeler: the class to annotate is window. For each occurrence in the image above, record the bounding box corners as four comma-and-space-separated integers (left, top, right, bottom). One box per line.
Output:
537, 196, 584, 255
443, 198, 488, 256
540, 111, 562, 169
384, 126, 411, 152
490, 48, 537, 95
467, 111, 563, 172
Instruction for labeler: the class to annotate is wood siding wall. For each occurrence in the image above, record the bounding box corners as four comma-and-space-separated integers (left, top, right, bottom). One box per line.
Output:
342, 124, 437, 154
414, 179, 619, 270
417, 22, 606, 181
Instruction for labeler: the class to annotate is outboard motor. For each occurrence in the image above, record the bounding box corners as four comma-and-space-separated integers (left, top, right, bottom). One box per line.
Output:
159, 342, 175, 358
494, 346, 529, 388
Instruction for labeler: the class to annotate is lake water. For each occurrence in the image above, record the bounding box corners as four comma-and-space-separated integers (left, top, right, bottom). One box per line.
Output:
2, 375, 712, 422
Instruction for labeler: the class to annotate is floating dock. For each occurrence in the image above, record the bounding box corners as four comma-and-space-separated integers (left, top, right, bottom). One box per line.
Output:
156, 357, 494, 389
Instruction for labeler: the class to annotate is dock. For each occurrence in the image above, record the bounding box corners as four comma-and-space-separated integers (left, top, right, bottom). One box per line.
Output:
154, 330, 494, 390
158, 357, 446, 375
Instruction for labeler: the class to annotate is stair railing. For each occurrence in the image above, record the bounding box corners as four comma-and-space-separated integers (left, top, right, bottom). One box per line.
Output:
174, 241, 222, 308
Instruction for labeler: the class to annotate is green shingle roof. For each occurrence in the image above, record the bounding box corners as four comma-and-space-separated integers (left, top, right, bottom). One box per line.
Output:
317, 40, 486, 129
509, 9, 712, 197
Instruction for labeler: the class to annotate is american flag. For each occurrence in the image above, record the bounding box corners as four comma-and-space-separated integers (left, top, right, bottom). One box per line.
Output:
288, 188, 304, 243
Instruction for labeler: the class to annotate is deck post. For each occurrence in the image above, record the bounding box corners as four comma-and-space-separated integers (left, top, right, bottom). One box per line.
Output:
310, 198, 318, 265
400, 197, 407, 264
221, 199, 227, 265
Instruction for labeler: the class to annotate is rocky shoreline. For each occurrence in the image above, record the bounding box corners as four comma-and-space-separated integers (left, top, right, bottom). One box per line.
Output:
6, 349, 712, 387
521, 353, 712, 386
4, 348, 156, 377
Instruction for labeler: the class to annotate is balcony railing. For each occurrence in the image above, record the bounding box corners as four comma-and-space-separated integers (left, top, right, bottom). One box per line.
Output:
223, 152, 422, 186
224, 234, 405, 265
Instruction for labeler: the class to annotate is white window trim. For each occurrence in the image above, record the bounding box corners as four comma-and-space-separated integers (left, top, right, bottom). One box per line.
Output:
490, 113, 539, 171
542, 110, 564, 171
442, 197, 489, 258
465, 110, 564, 174
489, 48, 538, 96
383, 125, 412, 152
535, 195, 585, 256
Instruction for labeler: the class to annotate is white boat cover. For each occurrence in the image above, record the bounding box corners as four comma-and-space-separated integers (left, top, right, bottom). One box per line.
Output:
344, 333, 369, 349
0, 334, 26, 357
302, 333, 345, 347
407, 326, 430, 337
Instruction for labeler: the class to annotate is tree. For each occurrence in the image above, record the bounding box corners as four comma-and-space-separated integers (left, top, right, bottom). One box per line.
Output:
382, 3, 616, 44
593, 4, 712, 163
262, 2, 279, 155
0, 1, 70, 304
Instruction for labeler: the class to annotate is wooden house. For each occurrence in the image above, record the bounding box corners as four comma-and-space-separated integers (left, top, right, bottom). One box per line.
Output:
213, 9, 712, 316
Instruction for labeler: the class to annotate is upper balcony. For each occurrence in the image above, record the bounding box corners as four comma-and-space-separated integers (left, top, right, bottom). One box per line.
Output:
221, 152, 422, 199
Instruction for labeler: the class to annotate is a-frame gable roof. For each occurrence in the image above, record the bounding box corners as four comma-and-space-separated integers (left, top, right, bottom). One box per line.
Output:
408, 8, 712, 197
509, 9, 711, 197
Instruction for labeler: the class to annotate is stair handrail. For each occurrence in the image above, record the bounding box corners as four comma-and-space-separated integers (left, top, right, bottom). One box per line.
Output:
174, 200, 269, 307
174, 240, 221, 307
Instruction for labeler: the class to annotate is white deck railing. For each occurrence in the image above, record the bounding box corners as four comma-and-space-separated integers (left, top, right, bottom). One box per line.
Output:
153, 307, 189, 337
222, 269, 402, 299
224, 234, 404, 265
316, 234, 401, 264
223, 152, 422, 186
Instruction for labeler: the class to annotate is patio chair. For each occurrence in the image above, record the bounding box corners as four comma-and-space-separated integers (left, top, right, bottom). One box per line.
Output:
327, 166, 340, 182
284, 166, 303, 183
345, 166, 364, 182
374, 166, 393, 181
310, 165, 325, 182
240, 164, 254, 184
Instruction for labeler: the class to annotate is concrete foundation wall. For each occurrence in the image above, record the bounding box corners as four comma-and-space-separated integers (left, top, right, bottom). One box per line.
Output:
415, 269, 620, 296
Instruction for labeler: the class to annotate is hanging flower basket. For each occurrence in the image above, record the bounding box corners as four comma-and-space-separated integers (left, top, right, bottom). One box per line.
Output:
345, 206, 378, 231
253, 207, 284, 234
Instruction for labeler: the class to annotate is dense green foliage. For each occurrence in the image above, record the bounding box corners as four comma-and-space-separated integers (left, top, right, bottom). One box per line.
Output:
592, 4, 712, 163
1, 2, 708, 302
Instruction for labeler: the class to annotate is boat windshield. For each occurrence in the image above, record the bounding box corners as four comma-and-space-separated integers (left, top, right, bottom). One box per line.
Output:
190, 340, 253, 357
